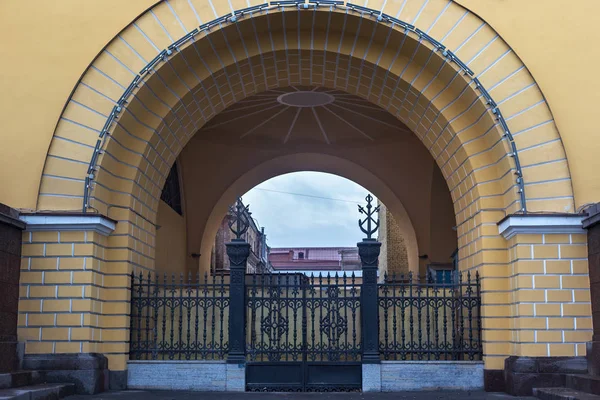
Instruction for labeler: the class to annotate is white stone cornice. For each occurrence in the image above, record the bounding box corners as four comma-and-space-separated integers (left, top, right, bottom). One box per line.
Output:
498, 214, 585, 240
20, 214, 116, 236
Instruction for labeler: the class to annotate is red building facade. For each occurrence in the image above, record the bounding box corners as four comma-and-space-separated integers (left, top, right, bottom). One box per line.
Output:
269, 247, 360, 273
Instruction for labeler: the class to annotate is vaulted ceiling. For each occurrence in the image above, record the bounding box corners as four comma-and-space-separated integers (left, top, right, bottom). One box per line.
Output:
199, 86, 413, 148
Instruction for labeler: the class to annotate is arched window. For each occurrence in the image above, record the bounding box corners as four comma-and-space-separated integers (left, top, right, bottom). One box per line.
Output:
160, 164, 183, 215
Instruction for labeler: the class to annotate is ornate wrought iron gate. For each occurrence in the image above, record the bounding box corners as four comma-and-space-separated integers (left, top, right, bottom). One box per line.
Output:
245, 272, 362, 392
127, 196, 485, 392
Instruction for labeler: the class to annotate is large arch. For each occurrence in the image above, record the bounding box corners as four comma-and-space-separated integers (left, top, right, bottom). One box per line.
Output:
38, 1, 573, 220
24, 0, 585, 376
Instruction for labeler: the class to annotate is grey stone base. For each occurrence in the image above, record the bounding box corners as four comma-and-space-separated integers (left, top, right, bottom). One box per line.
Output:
22, 353, 109, 394
381, 361, 484, 391
109, 370, 127, 391
226, 363, 245, 392
0, 342, 17, 374
588, 342, 600, 376
128, 361, 245, 391
484, 369, 505, 392
362, 364, 381, 392
504, 356, 588, 396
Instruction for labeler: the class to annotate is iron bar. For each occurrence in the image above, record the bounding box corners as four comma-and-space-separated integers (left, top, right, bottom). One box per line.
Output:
378, 271, 482, 361
194, 273, 199, 360
245, 271, 362, 390
128, 270, 229, 361
145, 272, 151, 359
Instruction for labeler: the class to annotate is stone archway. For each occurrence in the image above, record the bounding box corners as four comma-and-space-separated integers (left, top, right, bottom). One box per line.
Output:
194, 152, 421, 276
19, 0, 590, 391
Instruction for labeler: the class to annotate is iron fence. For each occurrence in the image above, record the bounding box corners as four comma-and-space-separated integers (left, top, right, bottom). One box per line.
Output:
128, 270, 482, 363
246, 272, 362, 363
378, 271, 482, 361
129, 271, 229, 361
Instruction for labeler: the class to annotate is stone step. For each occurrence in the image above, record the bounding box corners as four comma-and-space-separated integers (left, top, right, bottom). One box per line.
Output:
567, 374, 600, 396
0, 372, 39, 390
533, 387, 600, 400
0, 383, 74, 400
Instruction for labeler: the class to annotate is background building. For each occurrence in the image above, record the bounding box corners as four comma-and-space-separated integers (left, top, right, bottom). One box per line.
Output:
211, 199, 271, 274
269, 247, 361, 274
378, 201, 456, 282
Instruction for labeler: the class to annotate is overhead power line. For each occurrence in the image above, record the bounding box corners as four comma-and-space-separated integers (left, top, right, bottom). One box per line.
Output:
252, 187, 366, 205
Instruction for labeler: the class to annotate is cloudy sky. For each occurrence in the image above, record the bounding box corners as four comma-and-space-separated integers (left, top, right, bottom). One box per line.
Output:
241, 172, 375, 248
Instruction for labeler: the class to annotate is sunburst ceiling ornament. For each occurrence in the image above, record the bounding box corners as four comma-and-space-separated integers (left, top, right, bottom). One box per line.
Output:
277, 91, 335, 107
200, 86, 413, 147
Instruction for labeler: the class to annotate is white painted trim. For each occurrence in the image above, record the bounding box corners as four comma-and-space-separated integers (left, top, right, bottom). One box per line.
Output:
20, 215, 116, 236
498, 215, 585, 240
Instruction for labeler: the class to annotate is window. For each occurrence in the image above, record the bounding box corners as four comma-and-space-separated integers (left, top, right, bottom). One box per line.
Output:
435, 270, 453, 285
160, 164, 183, 215
298, 252, 304, 259
428, 263, 455, 285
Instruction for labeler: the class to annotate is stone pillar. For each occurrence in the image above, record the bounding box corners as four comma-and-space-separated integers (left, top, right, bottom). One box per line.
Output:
583, 204, 600, 376
17, 213, 116, 393
226, 239, 249, 366
358, 238, 381, 392
0, 204, 25, 373
498, 214, 592, 395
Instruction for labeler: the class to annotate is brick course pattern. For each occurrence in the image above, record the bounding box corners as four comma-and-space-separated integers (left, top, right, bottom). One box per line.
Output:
378, 205, 410, 277
18, 230, 131, 371
502, 233, 592, 359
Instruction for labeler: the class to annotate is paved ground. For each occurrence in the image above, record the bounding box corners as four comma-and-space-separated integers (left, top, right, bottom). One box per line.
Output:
69, 391, 533, 400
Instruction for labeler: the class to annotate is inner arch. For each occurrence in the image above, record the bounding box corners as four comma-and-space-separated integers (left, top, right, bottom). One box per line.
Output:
189, 153, 423, 276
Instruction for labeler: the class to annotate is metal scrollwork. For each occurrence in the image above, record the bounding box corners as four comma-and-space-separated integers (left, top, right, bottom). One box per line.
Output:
358, 194, 380, 239
229, 197, 251, 240
377, 271, 483, 361
245, 272, 362, 391
129, 271, 229, 361
261, 310, 289, 343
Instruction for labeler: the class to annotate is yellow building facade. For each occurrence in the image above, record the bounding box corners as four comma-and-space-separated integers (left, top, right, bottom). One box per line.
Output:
1, 0, 600, 395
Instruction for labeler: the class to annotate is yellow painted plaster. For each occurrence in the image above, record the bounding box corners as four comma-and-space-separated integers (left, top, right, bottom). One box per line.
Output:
0, 0, 156, 209
1, 1, 599, 209
455, 0, 600, 208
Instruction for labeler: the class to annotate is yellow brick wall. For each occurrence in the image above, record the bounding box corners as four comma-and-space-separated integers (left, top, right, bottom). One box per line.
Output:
378, 205, 410, 278
18, 229, 133, 371
17, 225, 593, 373
507, 233, 592, 358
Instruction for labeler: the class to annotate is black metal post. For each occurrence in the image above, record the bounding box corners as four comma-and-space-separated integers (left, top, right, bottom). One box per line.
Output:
226, 198, 253, 364
358, 238, 381, 364
357, 194, 382, 364
226, 238, 250, 364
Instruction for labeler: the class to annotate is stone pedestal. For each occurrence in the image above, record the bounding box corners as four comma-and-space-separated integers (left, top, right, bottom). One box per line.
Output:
504, 356, 587, 396
362, 363, 381, 392
583, 204, 600, 376
0, 204, 25, 373
23, 353, 109, 394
